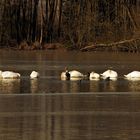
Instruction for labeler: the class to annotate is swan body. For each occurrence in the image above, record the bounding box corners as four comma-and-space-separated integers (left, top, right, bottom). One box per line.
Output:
69, 70, 84, 78
124, 71, 140, 79
30, 71, 39, 79
101, 69, 118, 79
61, 70, 83, 80
2, 71, 20, 79
89, 72, 100, 80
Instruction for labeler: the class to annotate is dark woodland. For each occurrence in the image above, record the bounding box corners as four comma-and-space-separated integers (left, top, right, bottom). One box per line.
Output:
0, 0, 140, 50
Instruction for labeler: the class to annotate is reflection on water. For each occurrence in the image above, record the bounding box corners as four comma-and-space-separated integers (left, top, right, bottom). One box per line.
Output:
30, 79, 39, 93
126, 79, 140, 91
1, 76, 140, 94
0, 94, 140, 140
61, 80, 82, 93
1, 77, 140, 93
90, 80, 100, 92
0, 51, 140, 139
101, 80, 118, 92
0, 50, 140, 93
0, 79, 20, 93
90, 79, 118, 92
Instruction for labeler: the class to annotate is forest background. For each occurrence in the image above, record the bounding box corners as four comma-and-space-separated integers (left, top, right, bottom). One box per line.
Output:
0, 0, 140, 50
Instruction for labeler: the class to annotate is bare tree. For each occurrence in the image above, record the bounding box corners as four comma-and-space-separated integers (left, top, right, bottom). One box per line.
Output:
0, 0, 139, 48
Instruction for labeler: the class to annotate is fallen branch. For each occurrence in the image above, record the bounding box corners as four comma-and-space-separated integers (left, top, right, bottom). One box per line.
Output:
80, 38, 140, 52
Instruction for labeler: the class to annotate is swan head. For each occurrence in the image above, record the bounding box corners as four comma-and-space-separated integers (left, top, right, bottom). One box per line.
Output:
86, 72, 90, 77
61, 67, 70, 80
30, 71, 39, 79
65, 71, 70, 80
64, 67, 70, 80
65, 67, 70, 80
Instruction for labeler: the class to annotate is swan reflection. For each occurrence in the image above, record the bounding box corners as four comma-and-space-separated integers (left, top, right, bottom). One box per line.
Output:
70, 81, 82, 92
0, 79, 20, 93
90, 80, 100, 92
30, 79, 39, 93
101, 80, 117, 92
61, 80, 82, 93
126, 79, 140, 91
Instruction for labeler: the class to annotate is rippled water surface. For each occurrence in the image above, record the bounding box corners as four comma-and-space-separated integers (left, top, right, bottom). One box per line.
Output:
0, 50, 140, 140
0, 50, 140, 93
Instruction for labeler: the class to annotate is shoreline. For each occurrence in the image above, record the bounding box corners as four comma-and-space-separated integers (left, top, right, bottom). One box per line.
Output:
0, 37, 140, 53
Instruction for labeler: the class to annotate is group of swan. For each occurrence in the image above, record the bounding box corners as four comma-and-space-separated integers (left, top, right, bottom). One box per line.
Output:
61, 69, 117, 81
0, 70, 39, 79
1, 68, 140, 81
61, 69, 140, 81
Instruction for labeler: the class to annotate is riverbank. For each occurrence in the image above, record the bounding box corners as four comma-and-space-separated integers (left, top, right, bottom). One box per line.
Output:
0, 41, 67, 51
0, 38, 140, 52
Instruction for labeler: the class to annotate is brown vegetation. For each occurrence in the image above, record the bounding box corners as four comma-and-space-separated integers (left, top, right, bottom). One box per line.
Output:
18, 41, 64, 50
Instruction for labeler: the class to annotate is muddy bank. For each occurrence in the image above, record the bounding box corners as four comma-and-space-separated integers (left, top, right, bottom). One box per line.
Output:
1, 38, 140, 52
0, 41, 67, 51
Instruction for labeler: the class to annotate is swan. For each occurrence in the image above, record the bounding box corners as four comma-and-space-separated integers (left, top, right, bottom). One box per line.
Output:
61, 68, 83, 80
69, 70, 84, 80
30, 71, 39, 79
69, 70, 84, 78
124, 71, 140, 79
89, 72, 100, 80
100, 69, 118, 80
2, 71, 20, 79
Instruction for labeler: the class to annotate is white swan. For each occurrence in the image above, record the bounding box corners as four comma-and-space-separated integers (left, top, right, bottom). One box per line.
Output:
61, 69, 83, 80
30, 71, 39, 79
69, 70, 84, 80
69, 70, 84, 78
100, 69, 118, 80
89, 72, 100, 80
124, 71, 140, 79
2, 71, 20, 79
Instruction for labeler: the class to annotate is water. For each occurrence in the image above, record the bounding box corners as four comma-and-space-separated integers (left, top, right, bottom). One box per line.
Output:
0, 50, 140, 93
0, 50, 140, 140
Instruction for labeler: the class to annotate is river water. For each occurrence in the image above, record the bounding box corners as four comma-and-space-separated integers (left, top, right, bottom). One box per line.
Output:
0, 50, 140, 140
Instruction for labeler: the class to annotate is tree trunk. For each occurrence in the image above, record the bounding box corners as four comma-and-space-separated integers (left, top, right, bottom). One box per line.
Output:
32, 0, 39, 42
